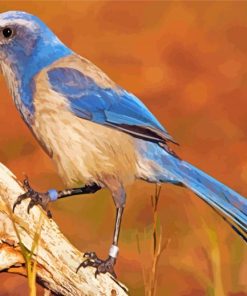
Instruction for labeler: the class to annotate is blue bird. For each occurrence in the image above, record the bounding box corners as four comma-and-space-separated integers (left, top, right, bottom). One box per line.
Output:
0, 11, 246, 277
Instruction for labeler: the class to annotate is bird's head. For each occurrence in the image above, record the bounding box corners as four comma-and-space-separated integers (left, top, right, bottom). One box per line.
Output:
0, 11, 71, 77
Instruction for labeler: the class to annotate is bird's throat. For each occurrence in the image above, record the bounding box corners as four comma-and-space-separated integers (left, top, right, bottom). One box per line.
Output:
0, 60, 33, 124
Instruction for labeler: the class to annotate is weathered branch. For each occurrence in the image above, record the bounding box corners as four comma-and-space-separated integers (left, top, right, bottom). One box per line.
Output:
0, 163, 128, 295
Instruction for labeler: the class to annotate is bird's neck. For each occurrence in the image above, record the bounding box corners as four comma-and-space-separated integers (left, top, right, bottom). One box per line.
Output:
1, 59, 33, 124
1, 38, 72, 124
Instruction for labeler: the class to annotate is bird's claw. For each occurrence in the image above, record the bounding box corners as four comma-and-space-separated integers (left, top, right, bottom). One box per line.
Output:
77, 251, 117, 278
13, 178, 52, 218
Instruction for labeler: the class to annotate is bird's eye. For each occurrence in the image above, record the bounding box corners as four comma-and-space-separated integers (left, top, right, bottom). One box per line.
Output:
2, 27, 13, 39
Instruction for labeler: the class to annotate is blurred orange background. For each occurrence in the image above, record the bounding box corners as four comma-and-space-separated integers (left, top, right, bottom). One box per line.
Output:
0, 1, 247, 295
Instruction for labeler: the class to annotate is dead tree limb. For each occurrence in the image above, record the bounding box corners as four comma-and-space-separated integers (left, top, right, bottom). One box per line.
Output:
0, 163, 128, 295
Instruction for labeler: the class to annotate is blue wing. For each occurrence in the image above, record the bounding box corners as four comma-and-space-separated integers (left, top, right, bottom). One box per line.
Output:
47, 65, 175, 144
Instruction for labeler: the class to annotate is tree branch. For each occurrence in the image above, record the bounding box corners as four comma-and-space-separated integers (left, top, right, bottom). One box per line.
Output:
0, 163, 128, 295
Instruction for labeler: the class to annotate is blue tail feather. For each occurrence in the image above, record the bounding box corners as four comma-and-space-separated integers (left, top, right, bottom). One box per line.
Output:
149, 145, 247, 242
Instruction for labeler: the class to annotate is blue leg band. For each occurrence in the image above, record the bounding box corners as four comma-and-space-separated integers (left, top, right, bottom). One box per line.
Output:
48, 189, 58, 201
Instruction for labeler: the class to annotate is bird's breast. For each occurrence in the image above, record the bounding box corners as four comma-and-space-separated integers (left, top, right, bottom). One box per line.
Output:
32, 70, 139, 187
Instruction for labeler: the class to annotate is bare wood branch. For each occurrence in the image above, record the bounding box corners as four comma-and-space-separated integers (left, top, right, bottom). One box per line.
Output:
0, 163, 128, 295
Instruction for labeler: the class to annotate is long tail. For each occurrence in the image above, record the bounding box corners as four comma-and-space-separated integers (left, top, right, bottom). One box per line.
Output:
151, 147, 247, 242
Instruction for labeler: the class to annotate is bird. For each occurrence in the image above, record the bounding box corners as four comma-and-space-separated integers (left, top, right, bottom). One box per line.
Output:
0, 10, 246, 278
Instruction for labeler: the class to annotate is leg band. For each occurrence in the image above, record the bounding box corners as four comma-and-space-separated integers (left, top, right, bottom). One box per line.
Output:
109, 244, 119, 258
48, 189, 58, 201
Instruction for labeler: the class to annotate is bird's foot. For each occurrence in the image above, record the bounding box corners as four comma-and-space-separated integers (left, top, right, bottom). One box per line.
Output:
77, 252, 117, 278
13, 178, 52, 218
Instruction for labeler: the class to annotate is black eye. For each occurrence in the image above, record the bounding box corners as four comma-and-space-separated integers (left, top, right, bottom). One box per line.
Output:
2, 27, 13, 38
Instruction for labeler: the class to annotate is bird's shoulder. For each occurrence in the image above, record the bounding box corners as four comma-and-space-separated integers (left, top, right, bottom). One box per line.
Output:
36, 53, 176, 146
45, 53, 119, 91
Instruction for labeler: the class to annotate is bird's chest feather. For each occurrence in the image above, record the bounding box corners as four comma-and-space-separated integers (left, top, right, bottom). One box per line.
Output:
32, 76, 138, 187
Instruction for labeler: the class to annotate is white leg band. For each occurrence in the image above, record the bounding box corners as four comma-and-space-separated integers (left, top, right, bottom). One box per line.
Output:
109, 244, 119, 258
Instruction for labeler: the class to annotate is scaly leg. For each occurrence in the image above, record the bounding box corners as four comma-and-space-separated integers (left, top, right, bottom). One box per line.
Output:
77, 207, 124, 278
77, 185, 126, 278
12, 178, 101, 218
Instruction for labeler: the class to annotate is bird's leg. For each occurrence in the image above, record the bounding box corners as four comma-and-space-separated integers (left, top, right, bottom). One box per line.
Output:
77, 207, 124, 278
56, 183, 101, 199
77, 185, 125, 278
12, 178, 101, 218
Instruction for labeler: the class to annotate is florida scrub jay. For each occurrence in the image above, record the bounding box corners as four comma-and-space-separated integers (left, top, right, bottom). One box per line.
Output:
0, 11, 246, 277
